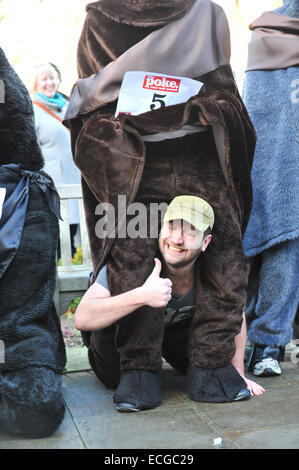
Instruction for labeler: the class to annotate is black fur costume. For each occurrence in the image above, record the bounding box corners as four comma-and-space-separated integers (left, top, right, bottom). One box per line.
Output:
0, 48, 66, 438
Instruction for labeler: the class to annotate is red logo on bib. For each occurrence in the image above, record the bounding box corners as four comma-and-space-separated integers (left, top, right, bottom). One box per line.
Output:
143, 75, 181, 93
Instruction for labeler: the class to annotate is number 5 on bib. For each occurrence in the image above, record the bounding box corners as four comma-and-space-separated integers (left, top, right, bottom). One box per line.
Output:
115, 71, 203, 118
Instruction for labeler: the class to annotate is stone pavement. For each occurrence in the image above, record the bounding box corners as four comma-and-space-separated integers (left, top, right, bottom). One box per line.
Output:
1, 346, 299, 450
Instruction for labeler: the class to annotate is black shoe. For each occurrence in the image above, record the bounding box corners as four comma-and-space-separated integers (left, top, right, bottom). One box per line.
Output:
115, 403, 142, 412
113, 370, 161, 412
232, 388, 251, 402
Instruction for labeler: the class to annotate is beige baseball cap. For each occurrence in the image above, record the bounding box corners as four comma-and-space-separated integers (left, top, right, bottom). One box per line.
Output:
163, 195, 214, 231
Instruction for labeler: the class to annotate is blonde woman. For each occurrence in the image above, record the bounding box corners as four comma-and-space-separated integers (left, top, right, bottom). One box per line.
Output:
32, 63, 80, 255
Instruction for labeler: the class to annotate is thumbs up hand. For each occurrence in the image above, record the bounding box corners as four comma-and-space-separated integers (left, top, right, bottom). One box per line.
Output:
140, 258, 172, 308
151, 258, 163, 277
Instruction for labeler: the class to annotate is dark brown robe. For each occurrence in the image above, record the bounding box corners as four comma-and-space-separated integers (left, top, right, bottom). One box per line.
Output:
65, 0, 256, 377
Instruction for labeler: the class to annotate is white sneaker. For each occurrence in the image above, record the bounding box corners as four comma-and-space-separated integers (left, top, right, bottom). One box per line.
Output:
253, 357, 282, 377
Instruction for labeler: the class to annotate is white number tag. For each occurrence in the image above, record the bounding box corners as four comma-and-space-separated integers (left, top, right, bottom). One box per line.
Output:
0, 188, 6, 220
115, 71, 203, 118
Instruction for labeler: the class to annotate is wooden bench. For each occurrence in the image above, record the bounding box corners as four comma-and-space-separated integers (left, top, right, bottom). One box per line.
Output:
54, 184, 92, 315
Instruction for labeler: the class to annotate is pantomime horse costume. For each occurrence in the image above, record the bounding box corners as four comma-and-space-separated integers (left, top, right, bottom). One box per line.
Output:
0, 48, 66, 437
65, 0, 256, 403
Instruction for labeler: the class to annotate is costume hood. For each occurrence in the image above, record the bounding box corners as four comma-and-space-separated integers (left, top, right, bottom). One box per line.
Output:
87, 0, 197, 27
67, 0, 232, 121
246, 12, 299, 70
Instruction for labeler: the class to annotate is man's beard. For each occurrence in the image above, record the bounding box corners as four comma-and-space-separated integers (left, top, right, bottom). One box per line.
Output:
165, 248, 200, 270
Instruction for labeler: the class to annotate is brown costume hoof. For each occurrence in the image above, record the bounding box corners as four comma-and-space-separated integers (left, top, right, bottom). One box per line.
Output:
186, 364, 248, 403
113, 370, 161, 411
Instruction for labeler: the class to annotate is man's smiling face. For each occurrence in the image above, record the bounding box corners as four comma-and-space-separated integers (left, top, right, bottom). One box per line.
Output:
158, 219, 211, 269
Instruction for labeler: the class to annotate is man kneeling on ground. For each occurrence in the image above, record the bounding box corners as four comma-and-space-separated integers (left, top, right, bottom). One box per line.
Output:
75, 196, 265, 411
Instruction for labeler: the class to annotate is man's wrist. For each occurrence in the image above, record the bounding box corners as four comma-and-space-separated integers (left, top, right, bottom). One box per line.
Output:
132, 286, 147, 308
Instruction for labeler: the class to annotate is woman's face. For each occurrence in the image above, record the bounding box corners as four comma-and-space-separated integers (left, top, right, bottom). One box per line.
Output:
34, 66, 59, 98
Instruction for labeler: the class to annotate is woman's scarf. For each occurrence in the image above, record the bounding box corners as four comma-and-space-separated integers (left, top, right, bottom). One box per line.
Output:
36, 92, 67, 111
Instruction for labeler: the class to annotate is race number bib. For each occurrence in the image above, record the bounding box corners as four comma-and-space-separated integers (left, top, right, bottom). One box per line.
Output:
115, 71, 203, 118
0, 188, 6, 220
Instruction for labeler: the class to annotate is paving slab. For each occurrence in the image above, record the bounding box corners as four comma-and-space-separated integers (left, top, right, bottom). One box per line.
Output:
224, 423, 299, 449
0, 436, 85, 450
1, 360, 299, 449
186, 384, 299, 433
0, 400, 84, 449
65, 346, 91, 373
73, 408, 236, 449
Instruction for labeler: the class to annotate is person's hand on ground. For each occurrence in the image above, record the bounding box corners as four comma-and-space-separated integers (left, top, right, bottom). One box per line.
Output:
244, 376, 266, 396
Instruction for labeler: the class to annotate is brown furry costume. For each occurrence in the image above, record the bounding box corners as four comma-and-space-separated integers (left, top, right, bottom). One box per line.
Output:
65, 0, 256, 401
